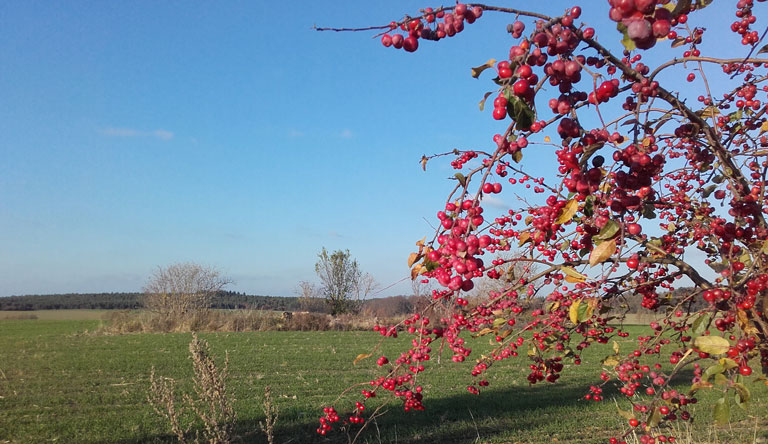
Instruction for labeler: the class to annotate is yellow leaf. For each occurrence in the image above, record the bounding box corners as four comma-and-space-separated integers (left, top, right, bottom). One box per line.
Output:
693, 335, 730, 355
603, 356, 619, 366
471, 58, 497, 78
613, 340, 620, 354
407, 252, 421, 268
562, 266, 587, 283
569, 299, 581, 324
761, 121, 768, 134
555, 199, 579, 225
353, 353, 373, 365
570, 297, 596, 324
544, 136, 551, 142
589, 239, 617, 267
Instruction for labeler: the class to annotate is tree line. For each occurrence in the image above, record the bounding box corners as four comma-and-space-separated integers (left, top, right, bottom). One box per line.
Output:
0, 291, 303, 312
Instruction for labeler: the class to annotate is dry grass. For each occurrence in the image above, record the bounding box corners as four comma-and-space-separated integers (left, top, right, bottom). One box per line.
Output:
0, 309, 110, 320
97, 309, 402, 334
148, 334, 237, 444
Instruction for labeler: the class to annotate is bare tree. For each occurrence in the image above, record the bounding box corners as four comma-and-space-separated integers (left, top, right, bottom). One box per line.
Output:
144, 263, 230, 318
295, 280, 326, 313
314, 248, 376, 315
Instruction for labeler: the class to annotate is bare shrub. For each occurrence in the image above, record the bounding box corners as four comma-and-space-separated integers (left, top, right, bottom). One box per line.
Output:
0, 312, 38, 320
258, 386, 279, 444
144, 263, 230, 321
283, 312, 331, 331
147, 334, 236, 444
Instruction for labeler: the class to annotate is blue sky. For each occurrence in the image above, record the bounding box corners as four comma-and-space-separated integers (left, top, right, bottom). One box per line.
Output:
0, 1, 738, 297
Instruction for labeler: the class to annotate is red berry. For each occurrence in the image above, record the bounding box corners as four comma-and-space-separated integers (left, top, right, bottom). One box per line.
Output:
629, 418, 640, 427
493, 107, 507, 120
403, 36, 419, 52
739, 366, 752, 376
513, 79, 530, 95
687, 73, 695, 82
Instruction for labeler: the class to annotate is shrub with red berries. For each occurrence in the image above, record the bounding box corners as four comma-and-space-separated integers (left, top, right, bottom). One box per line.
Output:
318, 1, 768, 442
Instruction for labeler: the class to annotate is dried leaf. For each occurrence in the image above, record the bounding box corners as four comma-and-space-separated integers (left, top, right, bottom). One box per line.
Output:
555, 199, 579, 225
421, 156, 428, 171
471, 59, 497, 79
353, 353, 373, 365
562, 266, 587, 283
518, 230, 532, 246
589, 239, 616, 267
407, 252, 421, 268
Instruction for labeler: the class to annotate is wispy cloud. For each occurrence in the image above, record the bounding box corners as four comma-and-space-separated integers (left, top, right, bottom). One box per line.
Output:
100, 127, 175, 141
340, 129, 354, 139
481, 195, 509, 209
288, 129, 304, 138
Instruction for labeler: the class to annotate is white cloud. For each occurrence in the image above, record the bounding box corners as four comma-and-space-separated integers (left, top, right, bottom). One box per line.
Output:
340, 129, 354, 139
100, 127, 174, 141
481, 195, 509, 209
152, 129, 174, 140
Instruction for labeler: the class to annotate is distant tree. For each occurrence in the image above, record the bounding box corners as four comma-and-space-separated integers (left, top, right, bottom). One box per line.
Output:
143, 263, 230, 318
295, 280, 328, 313
314, 248, 376, 315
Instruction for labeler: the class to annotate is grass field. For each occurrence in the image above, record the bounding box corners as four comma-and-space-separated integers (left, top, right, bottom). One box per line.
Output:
0, 310, 112, 320
0, 319, 766, 444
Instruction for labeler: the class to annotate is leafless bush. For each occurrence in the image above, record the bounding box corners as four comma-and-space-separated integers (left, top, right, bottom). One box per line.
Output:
144, 263, 230, 320
258, 386, 278, 444
147, 334, 236, 444
0, 312, 38, 320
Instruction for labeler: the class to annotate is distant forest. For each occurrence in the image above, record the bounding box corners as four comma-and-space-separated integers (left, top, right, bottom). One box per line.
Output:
0, 287, 701, 315
0, 291, 302, 312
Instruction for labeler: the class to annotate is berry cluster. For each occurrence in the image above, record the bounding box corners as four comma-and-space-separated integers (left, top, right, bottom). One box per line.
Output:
381, 4, 483, 52
607, 0, 680, 50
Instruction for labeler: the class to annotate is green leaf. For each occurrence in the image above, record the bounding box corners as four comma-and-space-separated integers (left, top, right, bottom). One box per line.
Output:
702, 363, 725, 383
595, 219, 620, 240
719, 358, 738, 371
671, 0, 691, 18
569, 298, 595, 324
694, 335, 730, 355
616, 22, 636, 51
714, 373, 728, 385
691, 314, 711, 336
493, 317, 507, 328
454, 173, 467, 187
733, 382, 751, 409
713, 396, 730, 425
648, 406, 662, 427
506, 95, 535, 131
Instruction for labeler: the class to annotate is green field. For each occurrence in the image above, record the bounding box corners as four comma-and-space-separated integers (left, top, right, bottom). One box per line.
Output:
0, 320, 766, 444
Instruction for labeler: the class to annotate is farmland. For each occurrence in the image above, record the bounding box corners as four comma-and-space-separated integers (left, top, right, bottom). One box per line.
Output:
0, 317, 766, 444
